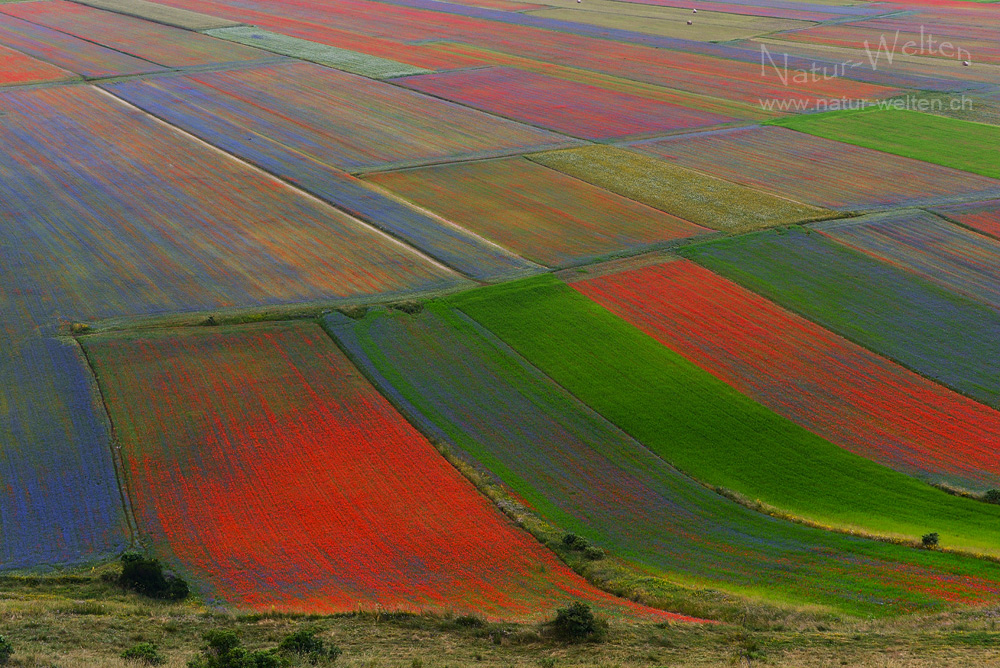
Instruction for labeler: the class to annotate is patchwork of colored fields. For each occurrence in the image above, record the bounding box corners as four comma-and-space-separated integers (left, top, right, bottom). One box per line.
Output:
0, 81, 465, 569
0, 1, 266, 68
364, 157, 710, 267
773, 110, 1000, 179
0, 84, 462, 322
0, 43, 75, 85
680, 228, 1000, 407
104, 61, 572, 172
206, 26, 430, 78
417, 42, 774, 122
526, 2, 815, 42
0, 13, 163, 78
816, 210, 1000, 311
84, 322, 678, 622
529, 145, 834, 232
573, 260, 1000, 491
102, 64, 546, 281
934, 199, 1000, 239
450, 276, 1000, 554
152, 0, 903, 105
637, 126, 1000, 210
325, 305, 1000, 615
70, 0, 241, 30
393, 66, 737, 139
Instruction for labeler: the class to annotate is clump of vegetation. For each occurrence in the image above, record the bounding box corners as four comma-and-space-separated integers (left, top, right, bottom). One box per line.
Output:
388, 300, 423, 315
560, 533, 605, 560
984, 489, 1000, 505
122, 642, 166, 666
119, 552, 189, 601
202, 315, 219, 326
922, 532, 940, 548
453, 615, 486, 628
277, 628, 341, 664
335, 305, 368, 320
188, 630, 285, 668
0, 636, 12, 665
548, 602, 606, 642
69, 322, 90, 334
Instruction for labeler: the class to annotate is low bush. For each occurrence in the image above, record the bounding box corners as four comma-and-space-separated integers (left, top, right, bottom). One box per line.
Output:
119, 553, 189, 601
122, 642, 166, 666
188, 631, 286, 668
922, 532, 940, 548
549, 602, 606, 642
277, 628, 341, 664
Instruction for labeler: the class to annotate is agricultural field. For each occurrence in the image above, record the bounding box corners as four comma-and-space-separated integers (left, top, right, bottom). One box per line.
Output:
572, 259, 1000, 491
83, 322, 672, 622
635, 126, 1000, 210
815, 210, 1000, 310
772, 109, 1000, 179
529, 145, 834, 232
449, 276, 1000, 554
364, 157, 710, 267
392, 67, 738, 140
935, 199, 1000, 238
0, 0, 268, 68
679, 228, 1000, 407
3, 0, 1000, 661
326, 305, 1000, 616
0, 12, 165, 78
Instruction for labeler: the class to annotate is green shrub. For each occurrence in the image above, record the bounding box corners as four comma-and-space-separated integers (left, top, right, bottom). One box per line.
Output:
277, 628, 341, 664
453, 615, 486, 629
550, 602, 605, 642
122, 642, 166, 666
985, 490, 1000, 505
561, 533, 584, 549
119, 553, 189, 601
188, 631, 287, 668
0, 635, 12, 665
583, 546, 605, 560
922, 532, 940, 548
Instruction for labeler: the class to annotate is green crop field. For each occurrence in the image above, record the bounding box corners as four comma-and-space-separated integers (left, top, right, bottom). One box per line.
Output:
772, 109, 1000, 179
450, 276, 1000, 555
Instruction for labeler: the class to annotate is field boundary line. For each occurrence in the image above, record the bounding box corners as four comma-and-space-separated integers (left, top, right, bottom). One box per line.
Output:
72, 336, 142, 552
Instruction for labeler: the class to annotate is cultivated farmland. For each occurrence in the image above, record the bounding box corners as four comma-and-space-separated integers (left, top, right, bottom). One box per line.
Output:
815, 210, 1000, 310
326, 305, 1000, 615
529, 145, 834, 232
680, 228, 1000, 407
636, 126, 1000, 210
450, 277, 1000, 555
573, 260, 1000, 491
84, 322, 677, 622
4, 0, 1000, 659
364, 157, 711, 267
772, 109, 1000, 179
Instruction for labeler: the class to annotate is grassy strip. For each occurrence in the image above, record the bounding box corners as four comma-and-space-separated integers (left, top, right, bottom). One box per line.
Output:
770, 108, 1000, 178
448, 275, 1000, 555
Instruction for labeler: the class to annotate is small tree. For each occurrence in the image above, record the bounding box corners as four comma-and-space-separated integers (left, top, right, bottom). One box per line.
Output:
551, 602, 604, 642
922, 532, 940, 548
985, 489, 1000, 505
